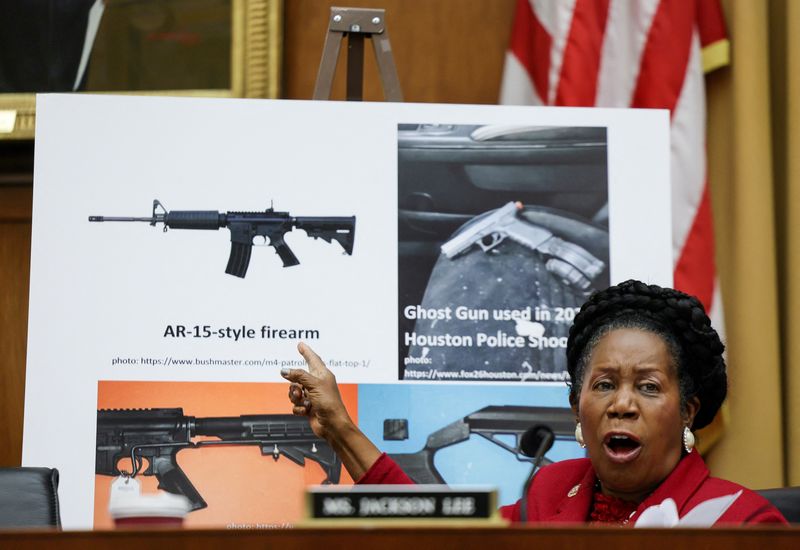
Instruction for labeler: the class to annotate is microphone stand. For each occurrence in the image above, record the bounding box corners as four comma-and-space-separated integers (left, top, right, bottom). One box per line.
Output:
518, 426, 554, 524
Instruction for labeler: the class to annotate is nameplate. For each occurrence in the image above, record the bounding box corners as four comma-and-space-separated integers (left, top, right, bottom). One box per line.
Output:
305, 485, 500, 525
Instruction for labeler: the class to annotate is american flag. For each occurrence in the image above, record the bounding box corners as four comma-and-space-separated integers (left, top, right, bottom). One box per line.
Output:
500, 0, 730, 329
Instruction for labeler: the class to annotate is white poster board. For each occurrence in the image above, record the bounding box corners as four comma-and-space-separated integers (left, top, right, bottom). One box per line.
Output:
23, 94, 671, 529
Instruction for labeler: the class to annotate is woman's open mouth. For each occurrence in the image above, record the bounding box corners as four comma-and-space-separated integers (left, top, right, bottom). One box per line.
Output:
603, 433, 642, 464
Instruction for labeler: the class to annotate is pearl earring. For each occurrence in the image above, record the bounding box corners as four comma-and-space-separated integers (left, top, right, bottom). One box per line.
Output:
575, 423, 586, 448
683, 426, 695, 453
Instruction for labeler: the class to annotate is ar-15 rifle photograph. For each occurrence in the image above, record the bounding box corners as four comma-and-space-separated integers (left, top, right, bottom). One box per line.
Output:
96, 408, 342, 512
94, 380, 358, 528
357, 384, 586, 505
89, 199, 356, 278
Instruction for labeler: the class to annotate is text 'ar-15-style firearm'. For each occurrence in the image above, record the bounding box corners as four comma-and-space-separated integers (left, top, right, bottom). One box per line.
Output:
440, 202, 604, 290
89, 200, 356, 278
386, 405, 576, 484
96, 408, 342, 511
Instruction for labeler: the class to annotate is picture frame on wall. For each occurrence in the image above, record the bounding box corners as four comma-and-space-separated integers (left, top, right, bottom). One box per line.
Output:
0, 0, 283, 140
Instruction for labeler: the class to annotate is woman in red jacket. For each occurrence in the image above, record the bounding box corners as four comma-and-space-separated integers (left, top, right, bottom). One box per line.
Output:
281, 280, 786, 525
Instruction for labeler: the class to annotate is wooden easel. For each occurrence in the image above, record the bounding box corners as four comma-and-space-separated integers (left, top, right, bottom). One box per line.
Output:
312, 7, 403, 101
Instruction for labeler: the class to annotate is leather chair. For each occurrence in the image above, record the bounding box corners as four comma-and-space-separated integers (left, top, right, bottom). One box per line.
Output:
0, 467, 61, 528
757, 487, 800, 523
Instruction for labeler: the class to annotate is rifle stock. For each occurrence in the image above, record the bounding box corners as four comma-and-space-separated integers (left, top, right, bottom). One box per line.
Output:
387, 405, 575, 485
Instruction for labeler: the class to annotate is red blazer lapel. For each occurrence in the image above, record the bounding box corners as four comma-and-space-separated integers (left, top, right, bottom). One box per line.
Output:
631, 452, 709, 523
546, 465, 596, 522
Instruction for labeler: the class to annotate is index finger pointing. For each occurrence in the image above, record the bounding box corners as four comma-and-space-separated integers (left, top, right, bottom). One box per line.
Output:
280, 367, 317, 388
297, 341, 328, 376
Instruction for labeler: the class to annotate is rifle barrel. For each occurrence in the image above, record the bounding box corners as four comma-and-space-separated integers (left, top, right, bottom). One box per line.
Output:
88, 216, 155, 222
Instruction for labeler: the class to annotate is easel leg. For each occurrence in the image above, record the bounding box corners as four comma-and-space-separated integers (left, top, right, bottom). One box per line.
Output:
346, 33, 364, 101
313, 7, 403, 102
312, 29, 343, 100
371, 29, 403, 102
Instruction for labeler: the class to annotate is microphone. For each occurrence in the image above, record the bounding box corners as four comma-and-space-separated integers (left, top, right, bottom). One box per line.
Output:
518, 425, 555, 523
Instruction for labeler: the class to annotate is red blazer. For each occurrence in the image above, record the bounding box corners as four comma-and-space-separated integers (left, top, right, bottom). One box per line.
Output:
358, 450, 787, 525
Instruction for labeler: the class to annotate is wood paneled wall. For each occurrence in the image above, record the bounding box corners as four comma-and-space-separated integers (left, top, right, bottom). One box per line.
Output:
0, 0, 516, 467
283, 0, 516, 103
0, 185, 32, 466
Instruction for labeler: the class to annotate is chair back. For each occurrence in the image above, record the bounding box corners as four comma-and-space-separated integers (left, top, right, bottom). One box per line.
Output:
0, 467, 61, 528
757, 487, 800, 523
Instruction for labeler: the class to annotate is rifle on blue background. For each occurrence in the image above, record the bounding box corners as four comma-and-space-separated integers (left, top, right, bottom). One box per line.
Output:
387, 405, 576, 484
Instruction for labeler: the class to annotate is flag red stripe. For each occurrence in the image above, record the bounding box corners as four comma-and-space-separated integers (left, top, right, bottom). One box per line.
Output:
509, 0, 552, 103
697, 0, 727, 48
630, 0, 695, 112
673, 183, 716, 310
555, 0, 611, 106
501, 0, 724, 314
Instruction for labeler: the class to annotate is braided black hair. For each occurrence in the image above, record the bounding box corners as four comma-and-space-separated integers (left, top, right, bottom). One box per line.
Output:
566, 279, 726, 430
